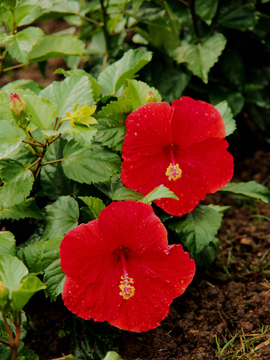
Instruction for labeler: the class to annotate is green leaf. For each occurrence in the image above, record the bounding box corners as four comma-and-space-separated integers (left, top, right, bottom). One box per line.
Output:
1, 79, 43, 94
169, 205, 222, 255
0, 198, 43, 220
12, 276, 46, 311
156, 68, 190, 103
210, 91, 245, 116
95, 175, 143, 201
127, 7, 171, 29
103, 352, 123, 360
124, 79, 162, 110
28, 35, 84, 63
39, 75, 94, 119
139, 185, 178, 205
41, 238, 64, 300
4, 27, 44, 65
0, 231, 16, 256
18, 345, 39, 360
79, 196, 105, 220
0, 254, 28, 291
218, 0, 257, 31
195, 0, 218, 22
60, 123, 97, 149
22, 93, 56, 129
215, 101, 236, 136
94, 98, 132, 151
0, 92, 13, 122
37, 1, 80, 19
42, 196, 79, 240
220, 49, 245, 87
0, 159, 34, 208
174, 33, 227, 84
195, 237, 220, 268
54, 68, 101, 99
62, 141, 121, 184
98, 49, 152, 95
17, 240, 45, 274
0, 121, 25, 159
219, 181, 270, 203
11, 4, 42, 27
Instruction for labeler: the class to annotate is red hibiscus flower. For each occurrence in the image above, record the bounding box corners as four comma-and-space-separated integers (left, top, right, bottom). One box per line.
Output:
121, 97, 234, 217
60, 201, 195, 332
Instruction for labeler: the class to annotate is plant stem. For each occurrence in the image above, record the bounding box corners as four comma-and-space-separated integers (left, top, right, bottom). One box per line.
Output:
48, 133, 61, 144
75, 13, 102, 27
3, 63, 25, 72
0, 50, 8, 75
3, 315, 14, 344
22, 139, 44, 148
0, 338, 12, 347
100, 0, 111, 57
189, 0, 200, 39
13, 312, 21, 360
53, 116, 59, 130
42, 158, 64, 166
27, 157, 42, 170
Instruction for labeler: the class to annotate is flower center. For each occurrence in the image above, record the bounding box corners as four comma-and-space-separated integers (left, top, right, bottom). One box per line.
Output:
166, 145, 182, 181
118, 249, 135, 300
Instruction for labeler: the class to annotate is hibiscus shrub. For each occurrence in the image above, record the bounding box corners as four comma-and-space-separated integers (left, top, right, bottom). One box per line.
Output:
1, 0, 270, 358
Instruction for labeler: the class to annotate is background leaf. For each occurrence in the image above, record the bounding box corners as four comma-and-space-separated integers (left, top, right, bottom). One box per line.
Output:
12, 276, 46, 311
0, 198, 43, 220
0, 121, 25, 159
219, 181, 270, 202
42, 196, 79, 240
169, 205, 222, 255
79, 196, 105, 220
215, 101, 236, 136
124, 79, 162, 110
0, 231, 16, 256
28, 35, 84, 62
23, 93, 56, 129
139, 185, 178, 205
62, 141, 121, 184
98, 49, 152, 95
174, 34, 227, 83
0, 159, 34, 208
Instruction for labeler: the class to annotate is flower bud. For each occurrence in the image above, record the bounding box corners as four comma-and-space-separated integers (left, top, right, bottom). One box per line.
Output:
145, 91, 157, 103
10, 93, 29, 129
0, 281, 9, 312
62, 103, 98, 128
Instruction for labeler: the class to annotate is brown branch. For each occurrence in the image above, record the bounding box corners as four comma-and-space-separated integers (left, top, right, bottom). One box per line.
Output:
42, 158, 64, 166
3, 315, 14, 345
0, 338, 12, 348
22, 139, 44, 148
3, 63, 25, 72
27, 157, 42, 170
48, 133, 61, 144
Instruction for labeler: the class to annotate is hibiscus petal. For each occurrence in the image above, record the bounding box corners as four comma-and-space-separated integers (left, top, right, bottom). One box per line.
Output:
60, 220, 111, 281
109, 244, 195, 332
98, 201, 168, 252
171, 97, 226, 149
62, 269, 121, 322
180, 138, 234, 193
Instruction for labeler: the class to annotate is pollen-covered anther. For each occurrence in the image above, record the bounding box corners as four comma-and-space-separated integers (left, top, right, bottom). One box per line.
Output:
119, 273, 135, 300
166, 163, 182, 181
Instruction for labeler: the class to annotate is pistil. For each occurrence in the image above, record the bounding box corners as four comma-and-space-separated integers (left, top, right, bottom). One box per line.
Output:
166, 145, 182, 181
119, 250, 135, 300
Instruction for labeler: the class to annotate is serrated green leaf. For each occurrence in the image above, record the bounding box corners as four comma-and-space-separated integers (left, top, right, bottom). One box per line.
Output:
40, 138, 92, 200
17, 345, 39, 360
12, 276, 46, 311
174, 33, 227, 84
60, 123, 97, 149
98, 49, 152, 95
0, 198, 43, 220
0, 231, 16, 256
1, 79, 43, 94
124, 79, 162, 110
220, 49, 245, 87
79, 196, 105, 220
139, 185, 178, 205
54, 68, 101, 99
0, 159, 34, 208
0, 92, 13, 122
38, 1, 80, 19
169, 205, 222, 255
28, 35, 84, 62
195, 237, 220, 268
215, 101, 236, 136
95, 174, 143, 201
44, 258, 65, 300
42, 196, 79, 240
147, 25, 181, 56
18, 240, 45, 274
219, 181, 270, 203
94, 98, 132, 151
0, 121, 25, 159
195, 0, 218, 21
10, 4, 42, 27
41, 238, 64, 300
127, 7, 171, 29
210, 91, 245, 116
218, 0, 257, 30
156, 68, 190, 103
62, 141, 121, 184
4, 27, 44, 65
22, 93, 56, 129
39, 75, 94, 119
0, 254, 27, 291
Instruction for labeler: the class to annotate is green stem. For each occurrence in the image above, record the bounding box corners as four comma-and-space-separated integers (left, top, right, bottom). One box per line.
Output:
3, 63, 25, 72
100, 0, 111, 57
0, 338, 12, 348
27, 157, 42, 170
75, 13, 102, 27
42, 158, 64, 166
22, 139, 44, 148
0, 50, 8, 75
52, 116, 59, 131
